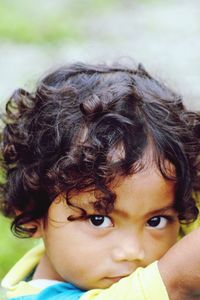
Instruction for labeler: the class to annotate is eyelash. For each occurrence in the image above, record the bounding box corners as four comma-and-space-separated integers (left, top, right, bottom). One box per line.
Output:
86, 215, 113, 228
146, 215, 175, 229
84, 214, 176, 230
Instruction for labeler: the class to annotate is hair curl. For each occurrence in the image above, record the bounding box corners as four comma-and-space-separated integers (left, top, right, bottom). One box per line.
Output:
1, 62, 200, 237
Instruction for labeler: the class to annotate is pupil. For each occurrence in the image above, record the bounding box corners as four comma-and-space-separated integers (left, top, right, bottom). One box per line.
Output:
91, 216, 104, 226
149, 217, 160, 227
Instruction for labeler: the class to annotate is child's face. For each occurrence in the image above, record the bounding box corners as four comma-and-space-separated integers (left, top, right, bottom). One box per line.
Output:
38, 167, 180, 290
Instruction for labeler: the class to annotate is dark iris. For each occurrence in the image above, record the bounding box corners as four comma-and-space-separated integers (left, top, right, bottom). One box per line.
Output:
90, 215, 105, 226
147, 216, 161, 227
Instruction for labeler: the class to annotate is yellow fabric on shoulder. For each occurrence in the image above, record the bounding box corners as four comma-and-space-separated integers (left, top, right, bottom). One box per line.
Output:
81, 262, 169, 300
1, 242, 45, 298
5, 281, 41, 299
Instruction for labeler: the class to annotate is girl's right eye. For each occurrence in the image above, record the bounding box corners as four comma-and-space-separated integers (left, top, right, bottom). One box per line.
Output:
88, 215, 113, 228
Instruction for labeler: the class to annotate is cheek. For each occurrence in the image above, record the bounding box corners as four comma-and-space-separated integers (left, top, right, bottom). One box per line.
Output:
45, 232, 106, 288
145, 223, 180, 261
43, 224, 103, 276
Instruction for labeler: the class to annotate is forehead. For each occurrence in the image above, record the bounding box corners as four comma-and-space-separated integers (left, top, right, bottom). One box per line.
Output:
113, 168, 175, 210
65, 164, 175, 216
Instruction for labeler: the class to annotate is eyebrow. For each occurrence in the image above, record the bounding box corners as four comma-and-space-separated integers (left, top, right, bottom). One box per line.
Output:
112, 204, 176, 219
144, 205, 177, 218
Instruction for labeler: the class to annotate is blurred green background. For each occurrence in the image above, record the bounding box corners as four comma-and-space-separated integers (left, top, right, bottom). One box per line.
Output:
0, 0, 200, 298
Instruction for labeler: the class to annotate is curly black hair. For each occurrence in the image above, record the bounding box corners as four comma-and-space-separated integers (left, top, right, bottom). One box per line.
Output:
1, 62, 200, 237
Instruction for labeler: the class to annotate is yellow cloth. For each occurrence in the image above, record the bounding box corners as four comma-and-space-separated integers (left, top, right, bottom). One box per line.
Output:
1, 243, 44, 298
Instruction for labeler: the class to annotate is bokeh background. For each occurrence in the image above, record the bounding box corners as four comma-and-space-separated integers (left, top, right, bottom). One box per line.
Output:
1, 0, 200, 297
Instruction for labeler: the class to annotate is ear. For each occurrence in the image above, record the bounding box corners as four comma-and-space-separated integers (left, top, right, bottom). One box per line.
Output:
15, 210, 44, 239
15, 210, 44, 238
27, 219, 43, 239
18, 219, 43, 238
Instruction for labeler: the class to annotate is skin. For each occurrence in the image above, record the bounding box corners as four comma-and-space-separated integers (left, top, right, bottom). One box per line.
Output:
34, 167, 180, 290
159, 228, 200, 300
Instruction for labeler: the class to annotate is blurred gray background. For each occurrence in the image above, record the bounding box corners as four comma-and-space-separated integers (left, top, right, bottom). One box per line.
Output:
0, 0, 200, 110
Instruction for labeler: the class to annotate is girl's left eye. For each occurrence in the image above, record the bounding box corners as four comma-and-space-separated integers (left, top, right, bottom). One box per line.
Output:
146, 216, 169, 229
89, 215, 113, 228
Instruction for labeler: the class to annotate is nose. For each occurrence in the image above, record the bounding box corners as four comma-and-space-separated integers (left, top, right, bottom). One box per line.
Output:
111, 229, 145, 262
